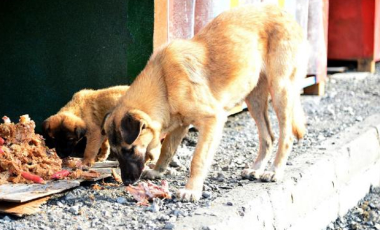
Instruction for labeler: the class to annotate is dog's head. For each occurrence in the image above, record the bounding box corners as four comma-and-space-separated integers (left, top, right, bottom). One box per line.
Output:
102, 109, 160, 185
42, 112, 87, 158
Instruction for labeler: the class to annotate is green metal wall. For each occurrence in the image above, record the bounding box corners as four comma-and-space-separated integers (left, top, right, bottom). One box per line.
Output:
0, 0, 153, 133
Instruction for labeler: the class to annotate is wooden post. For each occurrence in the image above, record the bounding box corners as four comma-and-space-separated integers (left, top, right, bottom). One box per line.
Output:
358, 58, 376, 73
153, 0, 169, 51
303, 80, 325, 96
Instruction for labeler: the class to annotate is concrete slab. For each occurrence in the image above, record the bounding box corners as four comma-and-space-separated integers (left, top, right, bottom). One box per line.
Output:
175, 114, 380, 230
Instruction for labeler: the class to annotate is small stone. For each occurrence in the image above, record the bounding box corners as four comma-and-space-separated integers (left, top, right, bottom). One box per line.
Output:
355, 116, 363, 122
157, 214, 170, 221
349, 222, 359, 230
216, 172, 225, 182
202, 191, 212, 199
226, 201, 233, 206
202, 226, 217, 230
163, 222, 175, 230
146, 202, 160, 213
374, 223, 380, 230
353, 208, 364, 215
369, 203, 377, 209
65, 193, 76, 201
169, 156, 182, 167
2, 215, 12, 222
69, 206, 80, 215
116, 197, 127, 204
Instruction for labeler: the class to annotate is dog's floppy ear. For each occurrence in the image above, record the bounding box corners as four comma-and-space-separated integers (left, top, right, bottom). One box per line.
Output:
42, 119, 50, 135
74, 119, 87, 139
101, 112, 111, 136
120, 113, 144, 145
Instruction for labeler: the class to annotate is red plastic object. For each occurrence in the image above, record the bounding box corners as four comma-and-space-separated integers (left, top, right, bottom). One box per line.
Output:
328, 0, 380, 62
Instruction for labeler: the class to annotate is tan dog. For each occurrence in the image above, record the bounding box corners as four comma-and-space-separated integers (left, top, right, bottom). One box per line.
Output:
43, 85, 129, 166
103, 4, 308, 201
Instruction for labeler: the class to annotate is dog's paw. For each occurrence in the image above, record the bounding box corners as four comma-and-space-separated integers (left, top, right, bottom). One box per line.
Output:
141, 169, 163, 179
241, 169, 263, 180
177, 189, 202, 202
260, 170, 283, 182
78, 159, 94, 170
96, 155, 107, 162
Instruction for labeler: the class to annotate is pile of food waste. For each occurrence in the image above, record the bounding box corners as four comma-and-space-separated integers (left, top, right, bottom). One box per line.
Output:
0, 115, 99, 185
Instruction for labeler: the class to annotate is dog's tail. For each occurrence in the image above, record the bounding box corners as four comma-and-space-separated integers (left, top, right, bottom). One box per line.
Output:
291, 40, 308, 140
292, 94, 306, 140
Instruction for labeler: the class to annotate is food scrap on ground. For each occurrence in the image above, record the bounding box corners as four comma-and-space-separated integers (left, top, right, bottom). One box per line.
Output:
68, 169, 100, 180
92, 184, 102, 190
62, 157, 82, 169
0, 115, 62, 184
126, 180, 171, 206
112, 168, 122, 183
50, 170, 70, 180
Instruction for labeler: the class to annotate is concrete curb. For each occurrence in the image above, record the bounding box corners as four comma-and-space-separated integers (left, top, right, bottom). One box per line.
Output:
175, 114, 380, 230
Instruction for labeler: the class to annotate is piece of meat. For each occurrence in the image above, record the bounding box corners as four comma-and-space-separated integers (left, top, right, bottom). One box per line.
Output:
51, 170, 71, 180
21, 171, 45, 184
126, 180, 172, 205
126, 184, 150, 206
81, 170, 101, 179
69, 169, 100, 180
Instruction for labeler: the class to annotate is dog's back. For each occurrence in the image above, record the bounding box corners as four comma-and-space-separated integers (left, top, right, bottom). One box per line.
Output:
59, 85, 129, 125
157, 4, 307, 120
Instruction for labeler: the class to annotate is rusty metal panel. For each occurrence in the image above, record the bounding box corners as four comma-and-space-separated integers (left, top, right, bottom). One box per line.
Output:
307, 0, 328, 82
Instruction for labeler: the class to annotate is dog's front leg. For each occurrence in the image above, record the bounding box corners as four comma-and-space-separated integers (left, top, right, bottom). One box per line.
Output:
82, 130, 105, 167
142, 125, 189, 179
178, 115, 226, 202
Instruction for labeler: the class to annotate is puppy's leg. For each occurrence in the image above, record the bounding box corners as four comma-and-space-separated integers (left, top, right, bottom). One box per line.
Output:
142, 125, 189, 179
82, 130, 105, 167
96, 139, 110, 162
242, 74, 275, 179
261, 77, 296, 182
178, 115, 226, 202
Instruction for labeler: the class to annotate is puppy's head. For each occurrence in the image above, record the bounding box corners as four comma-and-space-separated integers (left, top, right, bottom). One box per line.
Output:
102, 109, 160, 185
42, 112, 87, 158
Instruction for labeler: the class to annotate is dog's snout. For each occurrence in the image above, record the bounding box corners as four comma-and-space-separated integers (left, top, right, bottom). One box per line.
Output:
122, 178, 136, 186
117, 152, 145, 186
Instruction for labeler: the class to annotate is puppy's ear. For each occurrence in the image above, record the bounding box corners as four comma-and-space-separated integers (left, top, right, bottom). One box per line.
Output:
75, 126, 86, 139
74, 119, 87, 139
42, 119, 50, 135
101, 112, 111, 136
120, 113, 144, 145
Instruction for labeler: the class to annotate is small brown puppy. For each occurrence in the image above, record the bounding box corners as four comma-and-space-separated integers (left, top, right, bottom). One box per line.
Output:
103, 4, 308, 201
43, 85, 129, 166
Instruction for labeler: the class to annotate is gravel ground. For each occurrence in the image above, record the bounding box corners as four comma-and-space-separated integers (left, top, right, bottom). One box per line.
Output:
0, 66, 380, 229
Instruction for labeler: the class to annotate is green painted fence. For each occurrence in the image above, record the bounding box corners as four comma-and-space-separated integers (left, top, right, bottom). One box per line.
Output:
0, 0, 153, 133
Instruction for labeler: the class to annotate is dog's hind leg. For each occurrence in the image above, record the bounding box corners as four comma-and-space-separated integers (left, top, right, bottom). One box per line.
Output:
242, 74, 275, 180
142, 125, 189, 180
261, 67, 305, 182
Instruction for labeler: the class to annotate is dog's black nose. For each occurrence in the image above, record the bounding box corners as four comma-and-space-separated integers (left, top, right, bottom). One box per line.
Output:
122, 178, 136, 186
